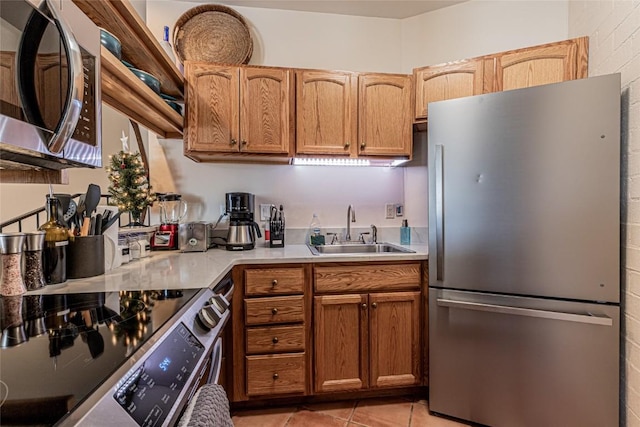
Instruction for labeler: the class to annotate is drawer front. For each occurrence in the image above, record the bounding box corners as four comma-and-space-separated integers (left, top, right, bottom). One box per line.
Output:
246, 325, 305, 355
246, 353, 306, 396
245, 267, 305, 296
315, 263, 421, 293
245, 295, 304, 325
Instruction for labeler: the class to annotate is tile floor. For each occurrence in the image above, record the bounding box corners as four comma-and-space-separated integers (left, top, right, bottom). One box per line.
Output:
231, 397, 473, 427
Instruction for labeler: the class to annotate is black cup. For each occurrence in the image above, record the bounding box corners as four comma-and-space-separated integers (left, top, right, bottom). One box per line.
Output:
67, 236, 105, 279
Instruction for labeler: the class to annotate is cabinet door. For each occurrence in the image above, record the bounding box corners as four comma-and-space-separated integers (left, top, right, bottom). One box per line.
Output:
240, 67, 292, 154
296, 70, 357, 156
358, 74, 412, 157
314, 294, 368, 392
413, 59, 484, 120
369, 291, 421, 388
492, 37, 588, 92
185, 63, 239, 153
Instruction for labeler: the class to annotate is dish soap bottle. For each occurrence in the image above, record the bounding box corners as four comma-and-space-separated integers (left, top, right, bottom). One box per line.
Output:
39, 196, 68, 284
309, 213, 324, 245
400, 219, 411, 245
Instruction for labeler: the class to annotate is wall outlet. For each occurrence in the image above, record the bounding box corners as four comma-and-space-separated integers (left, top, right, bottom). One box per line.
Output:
395, 204, 404, 217
385, 203, 395, 219
260, 204, 271, 221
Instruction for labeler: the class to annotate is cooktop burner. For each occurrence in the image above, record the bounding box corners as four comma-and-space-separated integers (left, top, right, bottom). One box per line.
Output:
0, 288, 199, 426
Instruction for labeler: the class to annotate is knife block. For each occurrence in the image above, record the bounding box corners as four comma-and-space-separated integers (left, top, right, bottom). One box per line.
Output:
269, 220, 284, 248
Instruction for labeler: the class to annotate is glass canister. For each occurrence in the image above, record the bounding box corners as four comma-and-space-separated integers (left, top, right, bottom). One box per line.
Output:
0, 233, 27, 296
24, 231, 46, 291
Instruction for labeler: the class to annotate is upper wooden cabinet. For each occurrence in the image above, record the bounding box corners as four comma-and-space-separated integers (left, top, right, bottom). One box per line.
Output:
359, 74, 413, 157
487, 37, 589, 93
413, 59, 484, 121
296, 70, 358, 156
184, 62, 293, 162
296, 70, 412, 158
413, 37, 588, 122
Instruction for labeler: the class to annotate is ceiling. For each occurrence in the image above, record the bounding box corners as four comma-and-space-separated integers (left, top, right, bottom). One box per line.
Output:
184, 0, 469, 19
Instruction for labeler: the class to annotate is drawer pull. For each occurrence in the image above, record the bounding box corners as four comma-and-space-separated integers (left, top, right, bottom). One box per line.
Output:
272, 279, 278, 287
272, 337, 279, 344
362, 303, 367, 309
272, 308, 278, 315
372, 302, 378, 309
273, 373, 279, 380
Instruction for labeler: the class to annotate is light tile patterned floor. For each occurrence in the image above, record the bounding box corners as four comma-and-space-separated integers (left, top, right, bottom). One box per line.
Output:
231, 398, 473, 427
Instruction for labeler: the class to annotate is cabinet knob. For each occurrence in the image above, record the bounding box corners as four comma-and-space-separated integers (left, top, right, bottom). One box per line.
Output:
230, 139, 237, 145
241, 140, 248, 145
371, 302, 377, 309
272, 337, 279, 344
361, 303, 367, 309
344, 142, 351, 149
273, 373, 279, 380
272, 279, 278, 287
272, 308, 278, 315
360, 142, 366, 150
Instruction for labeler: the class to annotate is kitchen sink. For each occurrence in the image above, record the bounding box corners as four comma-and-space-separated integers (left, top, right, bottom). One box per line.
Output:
307, 242, 415, 256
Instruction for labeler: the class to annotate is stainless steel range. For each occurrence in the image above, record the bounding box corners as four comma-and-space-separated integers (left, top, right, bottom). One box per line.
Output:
0, 275, 233, 426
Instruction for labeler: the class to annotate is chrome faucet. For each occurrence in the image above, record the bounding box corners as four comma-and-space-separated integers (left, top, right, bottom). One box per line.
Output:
346, 205, 356, 241
370, 224, 377, 244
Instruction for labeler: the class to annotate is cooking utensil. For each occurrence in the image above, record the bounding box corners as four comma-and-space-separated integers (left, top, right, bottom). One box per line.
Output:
63, 200, 77, 227
93, 214, 102, 235
85, 184, 101, 218
101, 212, 121, 234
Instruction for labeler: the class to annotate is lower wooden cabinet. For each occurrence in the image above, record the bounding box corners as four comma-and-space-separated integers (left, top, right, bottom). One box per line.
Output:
231, 262, 424, 403
314, 290, 421, 393
246, 353, 306, 396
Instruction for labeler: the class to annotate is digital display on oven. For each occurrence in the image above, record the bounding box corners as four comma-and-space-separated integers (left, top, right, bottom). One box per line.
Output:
113, 323, 205, 427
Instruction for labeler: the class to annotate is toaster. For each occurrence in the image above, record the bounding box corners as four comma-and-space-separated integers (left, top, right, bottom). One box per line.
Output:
179, 222, 209, 252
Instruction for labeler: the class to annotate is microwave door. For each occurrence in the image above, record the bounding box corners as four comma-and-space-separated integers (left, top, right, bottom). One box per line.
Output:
17, 0, 83, 154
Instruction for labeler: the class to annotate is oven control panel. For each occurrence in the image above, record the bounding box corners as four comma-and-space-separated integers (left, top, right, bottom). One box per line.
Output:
114, 323, 205, 427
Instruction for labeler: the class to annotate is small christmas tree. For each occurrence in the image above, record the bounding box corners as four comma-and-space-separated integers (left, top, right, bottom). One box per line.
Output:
107, 150, 155, 226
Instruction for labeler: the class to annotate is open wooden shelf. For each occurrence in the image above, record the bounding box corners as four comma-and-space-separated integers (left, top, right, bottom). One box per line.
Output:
101, 47, 183, 138
73, 0, 183, 99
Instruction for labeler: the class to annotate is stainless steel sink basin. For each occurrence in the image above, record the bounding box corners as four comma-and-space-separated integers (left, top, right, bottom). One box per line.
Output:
307, 242, 415, 256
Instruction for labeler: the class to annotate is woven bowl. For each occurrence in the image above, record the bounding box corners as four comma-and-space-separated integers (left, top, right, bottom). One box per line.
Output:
173, 4, 253, 65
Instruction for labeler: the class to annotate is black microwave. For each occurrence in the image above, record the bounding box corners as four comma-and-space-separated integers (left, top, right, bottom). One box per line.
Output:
0, 0, 101, 170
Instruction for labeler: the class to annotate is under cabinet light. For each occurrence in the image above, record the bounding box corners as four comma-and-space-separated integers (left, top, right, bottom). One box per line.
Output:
292, 158, 409, 167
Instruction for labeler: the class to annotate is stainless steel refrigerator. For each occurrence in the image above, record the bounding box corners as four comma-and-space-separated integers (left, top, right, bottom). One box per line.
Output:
427, 73, 620, 427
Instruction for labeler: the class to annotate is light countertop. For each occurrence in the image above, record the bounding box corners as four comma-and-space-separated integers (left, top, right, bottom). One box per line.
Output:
26, 244, 428, 295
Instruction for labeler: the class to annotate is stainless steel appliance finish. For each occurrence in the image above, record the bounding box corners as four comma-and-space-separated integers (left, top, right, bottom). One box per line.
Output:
0, 0, 102, 170
427, 74, 621, 427
179, 222, 209, 252
60, 277, 233, 427
224, 192, 262, 250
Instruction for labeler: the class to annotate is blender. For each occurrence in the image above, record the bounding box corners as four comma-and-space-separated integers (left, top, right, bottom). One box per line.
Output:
152, 193, 188, 250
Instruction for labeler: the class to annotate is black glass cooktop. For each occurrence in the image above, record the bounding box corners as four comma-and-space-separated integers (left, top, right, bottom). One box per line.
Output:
0, 289, 200, 426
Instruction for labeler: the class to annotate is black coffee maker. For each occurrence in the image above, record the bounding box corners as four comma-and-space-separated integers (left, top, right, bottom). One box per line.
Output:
225, 192, 262, 250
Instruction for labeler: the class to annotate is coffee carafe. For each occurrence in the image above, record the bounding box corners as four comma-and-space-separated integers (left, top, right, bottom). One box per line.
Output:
152, 193, 187, 250
225, 192, 261, 251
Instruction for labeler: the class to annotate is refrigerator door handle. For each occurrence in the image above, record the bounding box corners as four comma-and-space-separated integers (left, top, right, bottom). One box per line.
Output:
436, 298, 614, 326
435, 144, 444, 281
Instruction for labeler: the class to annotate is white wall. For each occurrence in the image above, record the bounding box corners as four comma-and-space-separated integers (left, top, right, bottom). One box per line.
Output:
1, 0, 571, 234
401, 0, 569, 72
144, 0, 569, 233
568, 2, 640, 425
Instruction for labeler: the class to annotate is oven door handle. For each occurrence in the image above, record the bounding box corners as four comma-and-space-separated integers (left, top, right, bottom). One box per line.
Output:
207, 338, 223, 384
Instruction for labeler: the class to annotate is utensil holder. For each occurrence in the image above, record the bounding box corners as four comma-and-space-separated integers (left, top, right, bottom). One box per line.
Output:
67, 236, 105, 279
269, 220, 284, 248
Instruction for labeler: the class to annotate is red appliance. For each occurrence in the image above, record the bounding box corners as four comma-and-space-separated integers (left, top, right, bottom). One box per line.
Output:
152, 223, 179, 250
152, 193, 187, 250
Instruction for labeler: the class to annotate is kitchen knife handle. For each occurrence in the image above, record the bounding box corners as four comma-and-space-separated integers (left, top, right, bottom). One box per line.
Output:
435, 144, 444, 281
